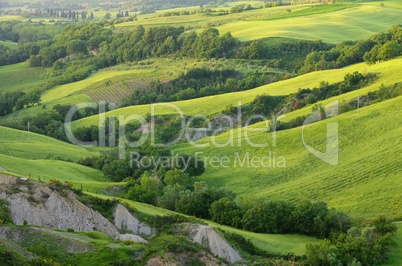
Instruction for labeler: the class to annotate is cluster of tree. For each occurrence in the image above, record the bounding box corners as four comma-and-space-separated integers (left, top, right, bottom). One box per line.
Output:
159, 10, 192, 17
220, 71, 372, 130
46, 9, 94, 20
78, 145, 205, 182
230, 4, 254, 13
122, 68, 285, 106
277, 80, 401, 132
264, 1, 283, 7
121, 169, 397, 263
285, 71, 373, 111
136, 0, 228, 14
0, 90, 41, 116
122, 166, 351, 239
115, 11, 130, 18
26, 24, 239, 73
210, 198, 351, 238
306, 216, 397, 266
0, 21, 62, 66
300, 25, 402, 73
6, 103, 101, 141
222, 94, 285, 126
126, 173, 233, 219
237, 38, 334, 72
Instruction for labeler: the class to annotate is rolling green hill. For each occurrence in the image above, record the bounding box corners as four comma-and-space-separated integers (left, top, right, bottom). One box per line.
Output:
174, 95, 402, 219
0, 126, 97, 161
218, 3, 402, 43
0, 62, 54, 93
1, 1, 402, 263
71, 57, 402, 128
0, 154, 115, 192
0, 126, 117, 192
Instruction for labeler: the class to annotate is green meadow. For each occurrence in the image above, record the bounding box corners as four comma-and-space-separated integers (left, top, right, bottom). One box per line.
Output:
0, 40, 18, 49
0, 125, 114, 192
259, 3, 357, 21
1, 0, 402, 262
0, 126, 97, 161
0, 154, 121, 193
174, 95, 402, 219
217, 4, 402, 43
0, 62, 55, 93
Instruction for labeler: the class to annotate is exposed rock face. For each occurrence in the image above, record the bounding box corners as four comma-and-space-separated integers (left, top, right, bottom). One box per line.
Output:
0, 174, 119, 237
118, 233, 147, 244
190, 225, 243, 264
114, 204, 153, 237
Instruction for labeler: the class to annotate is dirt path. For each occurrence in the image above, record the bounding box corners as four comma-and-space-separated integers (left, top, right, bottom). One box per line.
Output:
0, 165, 7, 171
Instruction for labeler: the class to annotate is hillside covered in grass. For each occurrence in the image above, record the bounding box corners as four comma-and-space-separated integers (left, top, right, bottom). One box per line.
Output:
1, 0, 402, 264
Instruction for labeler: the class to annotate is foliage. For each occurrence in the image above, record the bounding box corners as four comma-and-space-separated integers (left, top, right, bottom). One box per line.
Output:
0, 199, 12, 225
79, 144, 205, 182
300, 25, 402, 73
305, 217, 397, 265
143, 233, 201, 260
122, 68, 285, 106
77, 195, 119, 223
0, 244, 32, 266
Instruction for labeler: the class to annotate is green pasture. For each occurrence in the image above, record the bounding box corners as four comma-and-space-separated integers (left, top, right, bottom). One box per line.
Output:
174, 95, 402, 219
0, 62, 54, 93
0, 154, 118, 193
217, 4, 402, 43
0, 126, 98, 161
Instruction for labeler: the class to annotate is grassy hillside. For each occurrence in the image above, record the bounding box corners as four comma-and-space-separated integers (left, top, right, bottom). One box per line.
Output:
0, 226, 138, 265
0, 126, 116, 192
0, 126, 97, 161
0, 154, 118, 192
0, 62, 54, 93
71, 57, 402, 128
0, 40, 18, 49
174, 95, 402, 219
217, 4, 401, 43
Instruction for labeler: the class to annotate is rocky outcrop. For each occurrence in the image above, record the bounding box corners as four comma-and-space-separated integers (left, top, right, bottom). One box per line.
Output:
114, 204, 153, 237
0, 174, 119, 237
190, 225, 243, 264
118, 233, 147, 244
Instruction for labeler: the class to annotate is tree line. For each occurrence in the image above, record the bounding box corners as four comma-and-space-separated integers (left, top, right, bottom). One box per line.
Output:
121, 67, 286, 106
300, 25, 402, 73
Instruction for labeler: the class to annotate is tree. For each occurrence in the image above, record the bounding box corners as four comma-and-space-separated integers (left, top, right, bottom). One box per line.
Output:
102, 159, 131, 182
104, 12, 111, 19
372, 215, 397, 236
306, 239, 340, 266
157, 185, 184, 210
163, 169, 191, 187
209, 197, 243, 228
292, 201, 329, 236
126, 172, 163, 205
